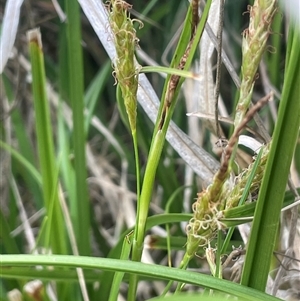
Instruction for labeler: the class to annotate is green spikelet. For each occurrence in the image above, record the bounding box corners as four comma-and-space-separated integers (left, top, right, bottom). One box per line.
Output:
185, 143, 270, 259
225, 144, 270, 210
235, 0, 277, 127
109, 0, 142, 133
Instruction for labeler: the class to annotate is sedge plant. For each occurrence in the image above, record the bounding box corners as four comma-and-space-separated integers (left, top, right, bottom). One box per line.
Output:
0, 0, 299, 300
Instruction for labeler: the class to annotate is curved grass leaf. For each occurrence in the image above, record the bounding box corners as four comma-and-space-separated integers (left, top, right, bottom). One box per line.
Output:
0, 254, 281, 301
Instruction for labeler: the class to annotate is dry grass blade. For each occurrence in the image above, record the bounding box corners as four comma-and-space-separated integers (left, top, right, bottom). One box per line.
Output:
198, 0, 221, 135
0, 0, 25, 73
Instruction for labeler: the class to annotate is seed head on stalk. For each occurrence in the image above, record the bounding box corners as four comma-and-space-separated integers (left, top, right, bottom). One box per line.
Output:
182, 92, 272, 268
180, 1, 277, 268
235, 0, 277, 128
108, 0, 142, 133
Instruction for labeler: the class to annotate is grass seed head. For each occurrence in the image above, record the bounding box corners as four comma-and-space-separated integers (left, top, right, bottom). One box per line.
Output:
109, 0, 142, 132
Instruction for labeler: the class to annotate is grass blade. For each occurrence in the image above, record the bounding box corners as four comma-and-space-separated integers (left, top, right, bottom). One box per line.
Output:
27, 28, 67, 255
65, 1, 91, 256
0, 254, 281, 301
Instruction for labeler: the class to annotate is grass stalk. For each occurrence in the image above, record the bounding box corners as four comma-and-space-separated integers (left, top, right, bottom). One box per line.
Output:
128, 2, 213, 296
65, 0, 91, 256
108, 2, 142, 298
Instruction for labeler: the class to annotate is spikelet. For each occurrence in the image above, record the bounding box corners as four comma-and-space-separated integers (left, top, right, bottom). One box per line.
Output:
224, 144, 270, 210
108, 0, 142, 133
234, 0, 277, 127
185, 143, 270, 258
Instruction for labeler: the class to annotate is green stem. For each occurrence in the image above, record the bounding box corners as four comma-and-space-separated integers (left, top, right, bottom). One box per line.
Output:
132, 129, 141, 202
128, 1, 212, 298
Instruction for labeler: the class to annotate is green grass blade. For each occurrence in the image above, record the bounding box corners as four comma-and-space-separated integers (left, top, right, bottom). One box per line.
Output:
0, 254, 281, 301
27, 28, 67, 255
57, 103, 77, 216
141, 66, 202, 79
0, 267, 102, 283
65, 1, 91, 256
0, 140, 42, 186
147, 295, 250, 301
108, 232, 133, 301
99, 213, 191, 298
